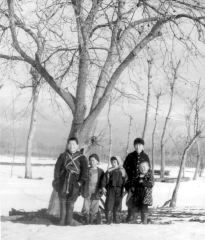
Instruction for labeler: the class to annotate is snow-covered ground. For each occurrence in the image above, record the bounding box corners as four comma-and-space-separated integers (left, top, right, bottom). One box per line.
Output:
2, 222, 205, 240
1, 155, 205, 240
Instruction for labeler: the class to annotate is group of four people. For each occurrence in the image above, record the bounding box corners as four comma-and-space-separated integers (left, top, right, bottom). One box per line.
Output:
52, 137, 154, 226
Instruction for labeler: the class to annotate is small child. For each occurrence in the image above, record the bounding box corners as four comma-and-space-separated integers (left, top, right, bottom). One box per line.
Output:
128, 160, 154, 224
103, 156, 125, 224
81, 153, 104, 224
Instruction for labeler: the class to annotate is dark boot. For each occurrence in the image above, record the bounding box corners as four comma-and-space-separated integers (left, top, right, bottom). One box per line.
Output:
84, 214, 89, 225
141, 205, 148, 224
96, 211, 102, 225
89, 214, 96, 224
66, 202, 74, 226
141, 211, 148, 224
126, 208, 133, 223
106, 211, 112, 224
59, 200, 67, 226
113, 211, 120, 224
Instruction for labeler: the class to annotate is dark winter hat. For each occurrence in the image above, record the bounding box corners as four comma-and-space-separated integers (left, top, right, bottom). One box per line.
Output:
133, 138, 145, 146
67, 137, 79, 144
89, 153, 100, 162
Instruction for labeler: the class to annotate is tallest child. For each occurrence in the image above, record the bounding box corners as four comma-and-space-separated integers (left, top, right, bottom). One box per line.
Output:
53, 137, 88, 225
123, 138, 151, 222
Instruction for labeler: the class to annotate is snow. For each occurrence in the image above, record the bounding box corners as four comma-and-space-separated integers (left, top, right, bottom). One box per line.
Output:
2, 222, 205, 240
1, 156, 205, 240
0, 155, 56, 164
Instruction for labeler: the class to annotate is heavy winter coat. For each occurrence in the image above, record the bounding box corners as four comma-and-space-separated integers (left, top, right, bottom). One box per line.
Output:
123, 151, 150, 190
128, 169, 154, 207
82, 167, 105, 199
104, 167, 125, 188
52, 150, 88, 198
104, 167, 125, 212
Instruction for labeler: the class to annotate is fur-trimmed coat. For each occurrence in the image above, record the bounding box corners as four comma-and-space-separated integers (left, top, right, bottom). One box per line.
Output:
127, 169, 154, 207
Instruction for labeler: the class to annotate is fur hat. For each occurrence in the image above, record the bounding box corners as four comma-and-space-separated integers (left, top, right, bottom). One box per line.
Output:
89, 153, 100, 162
110, 156, 118, 164
110, 156, 123, 165
133, 138, 145, 146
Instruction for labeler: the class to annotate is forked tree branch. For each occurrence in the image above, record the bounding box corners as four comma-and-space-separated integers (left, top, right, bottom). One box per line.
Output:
6, 0, 76, 114
85, 20, 164, 127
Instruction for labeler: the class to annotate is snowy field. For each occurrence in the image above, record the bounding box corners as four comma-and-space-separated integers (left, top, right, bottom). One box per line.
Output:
1, 155, 205, 240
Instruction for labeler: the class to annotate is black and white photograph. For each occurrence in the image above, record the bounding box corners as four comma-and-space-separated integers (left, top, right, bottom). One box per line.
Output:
0, 0, 205, 239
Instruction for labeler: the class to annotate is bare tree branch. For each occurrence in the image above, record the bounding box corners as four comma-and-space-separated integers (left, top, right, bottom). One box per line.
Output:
0, 53, 24, 61
85, 20, 163, 126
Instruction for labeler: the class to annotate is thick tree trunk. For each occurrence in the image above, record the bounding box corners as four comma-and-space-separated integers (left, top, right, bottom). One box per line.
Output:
25, 69, 40, 179
193, 141, 201, 180
68, 119, 94, 148
170, 131, 200, 208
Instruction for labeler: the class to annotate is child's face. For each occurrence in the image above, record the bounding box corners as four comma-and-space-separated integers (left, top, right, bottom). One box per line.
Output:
111, 159, 118, 168
90, 157, 98, 168
67, 140, 79, 154
139, 162, 149, 174
134, 143, 144, 154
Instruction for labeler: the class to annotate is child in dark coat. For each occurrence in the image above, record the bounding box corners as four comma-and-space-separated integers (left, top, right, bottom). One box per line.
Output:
103, 156, 125, 224
126, 160, 154, 224
81, 154, 104, 224
53, 137, 88, 226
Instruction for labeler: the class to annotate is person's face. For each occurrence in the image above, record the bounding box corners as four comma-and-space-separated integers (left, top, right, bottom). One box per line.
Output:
89, 157, 98, 168
134, 143, 144, 153
67, 140, 78, 154
139, 162, 149, 174
111, 159, 118, 168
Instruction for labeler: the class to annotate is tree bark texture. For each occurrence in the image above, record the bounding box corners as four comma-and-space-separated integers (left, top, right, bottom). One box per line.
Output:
151, 93, 161, 175
25, 69, 40, 179
142, 59, 153, 139
160, 61, 180, 179
193, 141, 201, 180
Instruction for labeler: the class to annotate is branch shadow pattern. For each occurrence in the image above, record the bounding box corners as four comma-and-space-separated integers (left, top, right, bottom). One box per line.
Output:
1, 208, 205, 226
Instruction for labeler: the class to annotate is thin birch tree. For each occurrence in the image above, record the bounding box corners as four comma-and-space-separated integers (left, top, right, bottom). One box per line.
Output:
107, 97, 113, 168
160, 61, 180, 179
25, 68, 41, 179
151, 90, 162, 175
192, 79, 204, 180
125, 114, 133, 156
170, 130, 201, 208
142, 58, 153, 139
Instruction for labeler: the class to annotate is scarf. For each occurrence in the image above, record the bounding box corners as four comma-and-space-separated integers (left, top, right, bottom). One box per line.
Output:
62, 151, 82, 194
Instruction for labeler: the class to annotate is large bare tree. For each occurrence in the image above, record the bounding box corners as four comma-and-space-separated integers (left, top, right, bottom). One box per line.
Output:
1, 0, 205, 146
